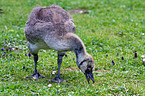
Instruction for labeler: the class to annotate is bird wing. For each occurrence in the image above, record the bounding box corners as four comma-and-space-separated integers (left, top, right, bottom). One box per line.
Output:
37, 5, 75, 35
25, 5, 75, 43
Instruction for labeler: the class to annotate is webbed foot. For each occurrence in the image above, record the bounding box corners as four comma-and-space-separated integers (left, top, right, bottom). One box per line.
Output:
27, 71, 45, 80
49, 76, 67, 83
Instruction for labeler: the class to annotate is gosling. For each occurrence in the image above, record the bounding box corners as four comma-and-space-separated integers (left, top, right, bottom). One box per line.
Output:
25, 5, 95, 83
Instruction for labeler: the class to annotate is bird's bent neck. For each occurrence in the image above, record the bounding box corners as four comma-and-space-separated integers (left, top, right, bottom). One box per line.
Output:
65, 33, 87, 66
75, 47, 87, 67
71, 35, 87, 66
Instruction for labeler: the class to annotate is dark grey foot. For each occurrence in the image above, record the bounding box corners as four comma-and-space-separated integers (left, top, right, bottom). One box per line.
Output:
49, 76, 67, 83
27, 71, 45, 80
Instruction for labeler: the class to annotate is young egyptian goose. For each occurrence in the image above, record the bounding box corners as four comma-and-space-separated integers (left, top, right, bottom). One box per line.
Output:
25, 5, 95, 83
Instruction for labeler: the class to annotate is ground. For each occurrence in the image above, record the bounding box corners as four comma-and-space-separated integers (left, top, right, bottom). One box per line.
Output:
0, 0, 145, 95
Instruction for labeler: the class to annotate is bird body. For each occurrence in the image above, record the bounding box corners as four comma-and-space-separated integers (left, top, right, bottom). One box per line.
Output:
27, 32, 84, 53
25, 5, 76, 53
25, 5, 95, 83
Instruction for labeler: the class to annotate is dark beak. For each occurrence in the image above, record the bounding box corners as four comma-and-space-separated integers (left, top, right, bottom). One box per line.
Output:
85, 68, 95, 83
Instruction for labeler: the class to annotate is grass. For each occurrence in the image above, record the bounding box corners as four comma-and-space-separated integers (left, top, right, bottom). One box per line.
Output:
0, 0, 145, 95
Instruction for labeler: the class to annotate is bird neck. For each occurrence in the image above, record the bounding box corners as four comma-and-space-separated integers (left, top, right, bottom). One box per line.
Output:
65, 33, 87, 66
74, 47, 87, 66
71, 35, 87, 66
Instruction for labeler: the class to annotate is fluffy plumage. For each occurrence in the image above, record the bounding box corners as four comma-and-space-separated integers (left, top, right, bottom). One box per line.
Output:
25, 5, 95, 83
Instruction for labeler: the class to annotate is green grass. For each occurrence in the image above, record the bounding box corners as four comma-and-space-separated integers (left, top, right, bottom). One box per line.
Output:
0, 0, 145, 95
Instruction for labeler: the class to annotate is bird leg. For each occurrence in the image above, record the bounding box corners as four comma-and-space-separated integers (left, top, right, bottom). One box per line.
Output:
27, 54, 45, 80
50, 52, 66, 83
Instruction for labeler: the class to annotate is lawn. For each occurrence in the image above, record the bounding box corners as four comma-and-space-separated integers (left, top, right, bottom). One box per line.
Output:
0, 0, 145, 95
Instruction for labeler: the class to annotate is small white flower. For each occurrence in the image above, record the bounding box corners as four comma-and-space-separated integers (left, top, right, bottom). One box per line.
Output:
136, 23, 138, 25
112, 19, 115, 22
71, 91, 74, 94
79, 10, 83, 13
141, 55, 145, 58
43, 50, 46, 52
52, 71, 56, 74
5, 26, 7, 30
142, 33, 144, 35
48, 84, 52, 87
12, 48, 15, 50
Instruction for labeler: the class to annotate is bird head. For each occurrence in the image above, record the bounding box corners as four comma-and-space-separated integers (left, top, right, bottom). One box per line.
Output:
78, 54, 95, 83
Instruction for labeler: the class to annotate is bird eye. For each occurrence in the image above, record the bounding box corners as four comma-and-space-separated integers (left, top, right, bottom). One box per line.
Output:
72, 27, 75, 32
87, 65, 92, 68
